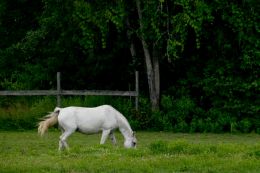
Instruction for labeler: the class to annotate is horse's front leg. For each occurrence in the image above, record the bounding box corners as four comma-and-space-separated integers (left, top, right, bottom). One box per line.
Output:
100, 129, 111, 145
109, 131, 117, 145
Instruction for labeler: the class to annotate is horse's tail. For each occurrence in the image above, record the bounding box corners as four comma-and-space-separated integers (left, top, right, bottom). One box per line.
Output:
38, 107, 61, 136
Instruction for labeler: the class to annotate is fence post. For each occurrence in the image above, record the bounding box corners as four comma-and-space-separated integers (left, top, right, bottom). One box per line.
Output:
57, 72, 61, 107
135, 71, 139, 110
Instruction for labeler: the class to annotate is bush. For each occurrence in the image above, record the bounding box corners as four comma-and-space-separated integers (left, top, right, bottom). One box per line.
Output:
159, 95, 200, 132
149, 94, 259, 133
0, 95, 258, 133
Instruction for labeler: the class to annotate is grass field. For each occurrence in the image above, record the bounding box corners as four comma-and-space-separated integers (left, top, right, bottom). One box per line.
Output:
0, 131, 259, 173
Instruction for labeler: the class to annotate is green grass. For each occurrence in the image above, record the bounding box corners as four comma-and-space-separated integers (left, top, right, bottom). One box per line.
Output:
0, 131, 259, 173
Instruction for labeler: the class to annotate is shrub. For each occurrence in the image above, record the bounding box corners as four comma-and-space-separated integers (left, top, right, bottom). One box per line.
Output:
160, 95, 198, 132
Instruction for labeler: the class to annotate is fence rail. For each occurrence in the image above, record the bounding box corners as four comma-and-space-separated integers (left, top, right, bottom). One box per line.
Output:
0, 72, 139, 110
0, 90, 58, 96
0, 90, 138, 96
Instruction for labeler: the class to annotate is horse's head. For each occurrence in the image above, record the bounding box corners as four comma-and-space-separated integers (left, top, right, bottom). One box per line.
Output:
124, 131, 137, 148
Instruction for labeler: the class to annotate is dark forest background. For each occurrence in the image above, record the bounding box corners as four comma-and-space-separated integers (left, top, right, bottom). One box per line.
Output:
0, 0, 259, 132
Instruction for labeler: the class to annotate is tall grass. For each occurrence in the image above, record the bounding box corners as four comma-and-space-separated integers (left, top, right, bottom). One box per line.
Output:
0, 95, 259, 133
0, 96, 134, 130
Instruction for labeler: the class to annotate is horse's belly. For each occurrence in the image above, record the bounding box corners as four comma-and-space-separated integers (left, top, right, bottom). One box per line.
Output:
76, 116, 117, 134
77, 124, 102, 134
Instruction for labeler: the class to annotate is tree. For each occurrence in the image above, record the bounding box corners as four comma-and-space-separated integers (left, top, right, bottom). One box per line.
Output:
135, 0, 160, 110
127, 0, 213, 110
0, 0, 44, 89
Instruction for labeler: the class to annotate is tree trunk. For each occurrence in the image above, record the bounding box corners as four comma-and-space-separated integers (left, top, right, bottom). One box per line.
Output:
153, 48, 160, 103
126, 18, 137, 62
136, 0, 159, 110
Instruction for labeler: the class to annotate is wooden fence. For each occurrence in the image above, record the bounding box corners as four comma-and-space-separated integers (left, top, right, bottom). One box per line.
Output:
0, 72, 139, 110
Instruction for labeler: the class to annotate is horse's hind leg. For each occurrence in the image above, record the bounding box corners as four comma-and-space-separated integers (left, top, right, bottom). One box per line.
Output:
59, 127, 65, 150
59, 129, 75, 150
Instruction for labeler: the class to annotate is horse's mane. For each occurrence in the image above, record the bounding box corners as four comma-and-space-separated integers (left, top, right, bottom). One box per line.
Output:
113, 107, 133, 134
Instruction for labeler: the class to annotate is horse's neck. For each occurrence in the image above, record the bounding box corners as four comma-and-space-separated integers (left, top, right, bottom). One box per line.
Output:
116, 113, 133, 139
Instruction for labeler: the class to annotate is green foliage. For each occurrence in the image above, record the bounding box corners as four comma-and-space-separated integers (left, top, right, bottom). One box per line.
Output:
147, 94, 259, 133
166, 0, 213, 58
158, 95, 197, 132
1, 93, 257, 132
0, 97, 56, 130
73, 0, 126, 49
0, 96, 134, 130
0, 0, 259, 132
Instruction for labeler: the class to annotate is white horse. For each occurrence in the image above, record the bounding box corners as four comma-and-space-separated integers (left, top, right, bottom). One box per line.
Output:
38, 105, 137, 150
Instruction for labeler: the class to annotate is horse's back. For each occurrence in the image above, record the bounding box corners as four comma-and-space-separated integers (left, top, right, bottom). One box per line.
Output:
58, 105, 119, 133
